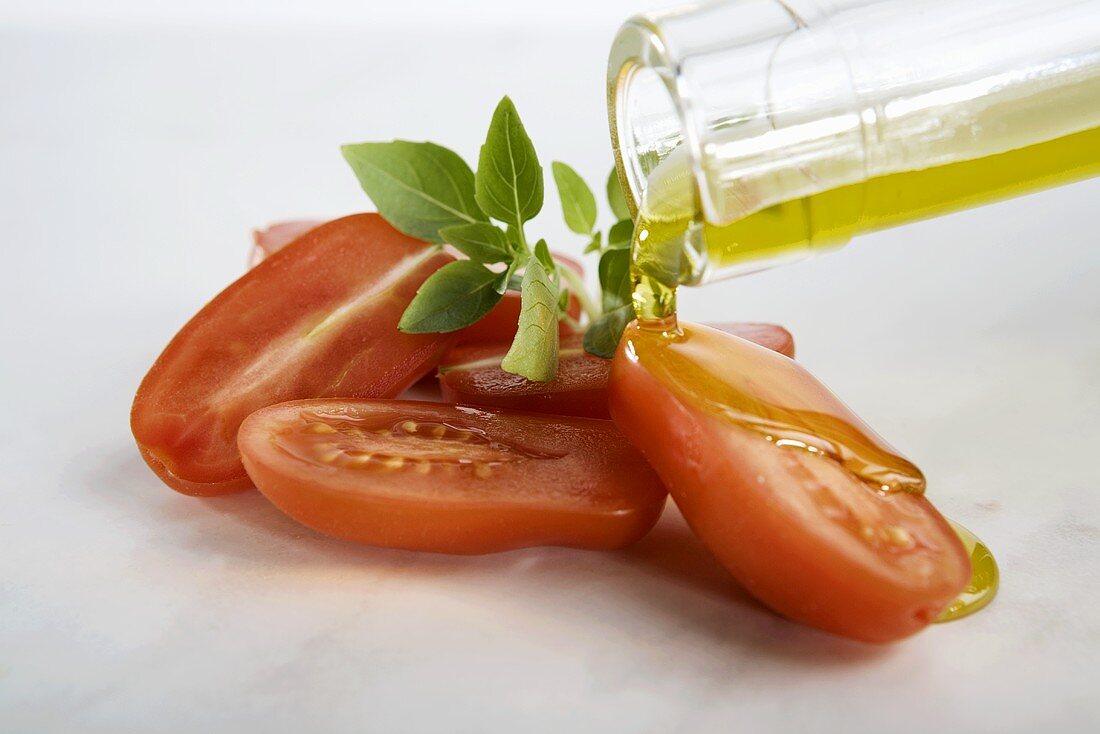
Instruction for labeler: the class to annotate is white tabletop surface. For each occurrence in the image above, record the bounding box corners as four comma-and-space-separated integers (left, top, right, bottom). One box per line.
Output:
2, 4, 1099, 732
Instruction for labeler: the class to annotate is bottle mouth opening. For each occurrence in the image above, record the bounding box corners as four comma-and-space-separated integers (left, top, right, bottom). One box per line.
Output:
612, 64, 686, 217
608, 19, 693, 221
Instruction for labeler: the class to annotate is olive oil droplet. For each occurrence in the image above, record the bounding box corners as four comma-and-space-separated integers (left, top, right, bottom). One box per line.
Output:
936, 520, 999, 622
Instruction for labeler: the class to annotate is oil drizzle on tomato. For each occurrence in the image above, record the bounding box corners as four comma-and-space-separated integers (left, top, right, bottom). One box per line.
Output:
622, 321, 996, 625
626, 322, 925, 497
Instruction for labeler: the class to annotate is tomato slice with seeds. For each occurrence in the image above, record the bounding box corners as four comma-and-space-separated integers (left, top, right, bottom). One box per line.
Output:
237, 399, 668, 554
132, 214, 455, 496
438, 324, 794, 419
609, 322, 970, 643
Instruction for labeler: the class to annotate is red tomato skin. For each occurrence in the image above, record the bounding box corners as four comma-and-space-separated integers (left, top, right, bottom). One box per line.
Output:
133, 214, 455, 497
237, 399, 668, 554
438, 324, 795, 420
607, 323, 969, 643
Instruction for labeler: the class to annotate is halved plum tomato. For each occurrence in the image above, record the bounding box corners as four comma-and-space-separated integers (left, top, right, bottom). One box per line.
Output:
237, 399, 668, 554
439, 323, 794, 419
250, 219, 582, 345
132, 214, 455, 497
608, 322, 970, 643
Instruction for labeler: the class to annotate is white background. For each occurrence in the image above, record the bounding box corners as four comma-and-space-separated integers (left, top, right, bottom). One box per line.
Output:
2, 1, 1099, 732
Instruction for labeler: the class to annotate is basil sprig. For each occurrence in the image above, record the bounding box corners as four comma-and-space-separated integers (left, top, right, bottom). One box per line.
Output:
343, 96, 637, 380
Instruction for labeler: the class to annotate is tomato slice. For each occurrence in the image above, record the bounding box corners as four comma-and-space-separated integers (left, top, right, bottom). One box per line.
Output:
438, 323, 794, 419
439, 334, 610, 418
250, 219, 323, 267
237, 399, 668, 554
133, 214, 455, 496
608, 322, 970, 643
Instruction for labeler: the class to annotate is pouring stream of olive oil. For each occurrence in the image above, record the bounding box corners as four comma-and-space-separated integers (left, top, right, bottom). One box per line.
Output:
621, 125, 1100, 623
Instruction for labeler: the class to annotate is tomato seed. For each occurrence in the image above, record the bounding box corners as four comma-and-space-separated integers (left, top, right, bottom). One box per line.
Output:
884, 526, 914, 547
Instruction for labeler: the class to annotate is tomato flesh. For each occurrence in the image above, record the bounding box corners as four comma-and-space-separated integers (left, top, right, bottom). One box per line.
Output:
608, 322, 970, 643
238, 399, 668, 554
133, 214, 455, 496
439, 324, 794, 419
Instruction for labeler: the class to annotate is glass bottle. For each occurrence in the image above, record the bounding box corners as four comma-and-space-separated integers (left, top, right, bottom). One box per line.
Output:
608, 0, 1100, 294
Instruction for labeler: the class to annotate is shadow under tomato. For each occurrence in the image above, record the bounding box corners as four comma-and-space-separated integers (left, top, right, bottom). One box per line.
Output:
202, 488, 889, 663
618, 501, 755, 604
612, 502, 894, 665
113, 448, 892, 665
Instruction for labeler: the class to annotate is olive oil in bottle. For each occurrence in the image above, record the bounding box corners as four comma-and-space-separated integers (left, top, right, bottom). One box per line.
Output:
631, 124, 1100, 325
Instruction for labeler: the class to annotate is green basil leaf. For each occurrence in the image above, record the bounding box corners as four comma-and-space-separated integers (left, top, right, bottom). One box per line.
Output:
607, 167, 631, 221
341, 141, 486, 243
552, 161, 597, 235
505, 224, 522, 251
607, 218, 634, 250
584, 304, 633, 359
398, 260, 504, 333
501, 257, 560, 382
475, 97, 544, 231
557, 287, 571, 314
438, 222, 511, 263
584, 232, 602, 254
598, 247, 631, 313
495, 257, 521, 295
533, 239, 555, 279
